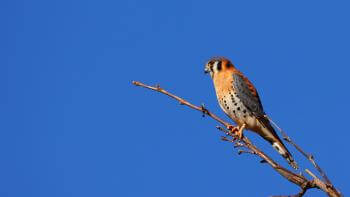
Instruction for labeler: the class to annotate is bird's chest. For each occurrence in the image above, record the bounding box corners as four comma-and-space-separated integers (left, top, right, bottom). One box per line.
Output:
217, 90, 260, 130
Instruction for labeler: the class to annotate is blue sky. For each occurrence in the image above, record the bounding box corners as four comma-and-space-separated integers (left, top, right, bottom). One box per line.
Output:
2, 0, 349, 196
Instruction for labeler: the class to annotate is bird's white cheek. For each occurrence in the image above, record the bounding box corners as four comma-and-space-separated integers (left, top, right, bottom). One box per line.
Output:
210, 72, 214, 78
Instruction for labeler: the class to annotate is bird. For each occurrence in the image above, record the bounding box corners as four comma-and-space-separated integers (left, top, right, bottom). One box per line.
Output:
204, 57, 298, 169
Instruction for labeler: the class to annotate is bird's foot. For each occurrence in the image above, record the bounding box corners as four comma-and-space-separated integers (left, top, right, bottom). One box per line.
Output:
237, 124, 246, 140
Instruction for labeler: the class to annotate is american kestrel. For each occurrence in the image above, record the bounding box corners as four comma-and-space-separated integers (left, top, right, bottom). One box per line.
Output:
204, 57, 298, 169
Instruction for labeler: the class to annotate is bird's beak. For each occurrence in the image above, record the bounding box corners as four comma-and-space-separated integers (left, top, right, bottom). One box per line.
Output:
204, 66, 210, 74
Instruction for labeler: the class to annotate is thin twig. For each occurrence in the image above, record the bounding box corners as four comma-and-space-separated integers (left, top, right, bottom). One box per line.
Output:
238, 149, 256, 155
133, 81, 229, 128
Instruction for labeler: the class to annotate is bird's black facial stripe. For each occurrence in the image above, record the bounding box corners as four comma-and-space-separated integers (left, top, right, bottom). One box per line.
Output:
217, 61, 222, 71
207, 61, 214, 72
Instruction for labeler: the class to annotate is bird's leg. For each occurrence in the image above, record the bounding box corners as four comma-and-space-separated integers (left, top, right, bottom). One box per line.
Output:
237, 123, 246, 139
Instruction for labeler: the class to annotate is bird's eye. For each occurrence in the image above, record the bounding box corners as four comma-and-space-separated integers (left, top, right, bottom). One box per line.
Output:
217, 61, 222, 71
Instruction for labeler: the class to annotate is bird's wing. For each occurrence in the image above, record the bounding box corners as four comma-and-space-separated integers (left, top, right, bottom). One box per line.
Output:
232, 73, 279, 138
232, 73, 265, 117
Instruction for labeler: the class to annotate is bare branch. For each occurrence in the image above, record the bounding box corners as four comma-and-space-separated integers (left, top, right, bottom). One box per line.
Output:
132, 81, 229, 128
133, 81, 342, 197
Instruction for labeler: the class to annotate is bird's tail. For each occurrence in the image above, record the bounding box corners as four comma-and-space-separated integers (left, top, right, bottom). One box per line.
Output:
257, 116, 298, 169
272, 141, 298, 170
262, 115, 299, 170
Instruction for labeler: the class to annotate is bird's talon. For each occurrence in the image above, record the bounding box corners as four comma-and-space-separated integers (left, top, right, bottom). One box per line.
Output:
227, 125, 237, 131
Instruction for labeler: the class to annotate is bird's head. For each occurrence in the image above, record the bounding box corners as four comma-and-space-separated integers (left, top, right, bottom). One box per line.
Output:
204, 57, 234, 78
